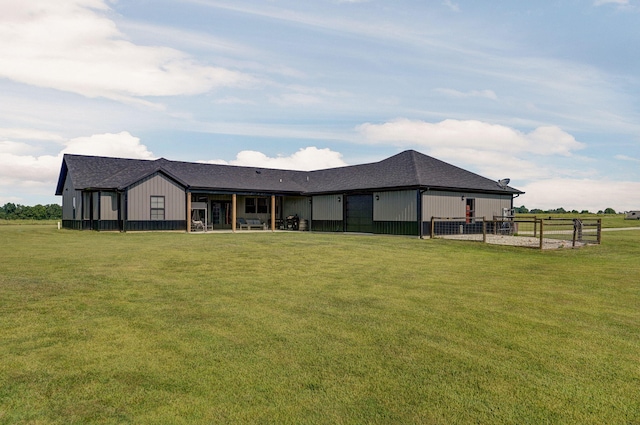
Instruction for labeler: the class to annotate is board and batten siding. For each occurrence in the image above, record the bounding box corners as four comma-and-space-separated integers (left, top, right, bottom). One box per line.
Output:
373, 190, 417, 222
283, 196, 311, 220
100, 192, 118, 221
422, 191, 512, 220
312, 194, 343, 220
61, 174, 81, 220
127, 173, 186, 221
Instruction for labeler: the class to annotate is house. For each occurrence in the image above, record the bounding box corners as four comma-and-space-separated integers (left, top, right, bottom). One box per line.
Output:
55, 150, 523, 236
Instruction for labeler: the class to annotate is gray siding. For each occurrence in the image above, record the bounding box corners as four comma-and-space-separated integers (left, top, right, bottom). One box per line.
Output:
312, 194, 343, 220
422, 191, 512, 220
473, 193, 513, 218
373, 190, 417, 221
283, 196, 311, 220
61, 175, 80, 220
100, 192, 118, 220
127, 173, 186, 220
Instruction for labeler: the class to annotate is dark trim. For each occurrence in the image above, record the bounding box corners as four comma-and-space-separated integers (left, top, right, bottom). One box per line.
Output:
62, 220, 82, 230
311, 220, 344, 232
124, 220, 186, 231
373, 221, 418, 236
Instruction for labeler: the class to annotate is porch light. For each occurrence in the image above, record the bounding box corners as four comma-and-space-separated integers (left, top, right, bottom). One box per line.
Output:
375, 195, 379, 201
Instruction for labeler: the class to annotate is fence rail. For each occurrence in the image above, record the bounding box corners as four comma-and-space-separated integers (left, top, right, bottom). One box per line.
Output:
429, 216, 601, 249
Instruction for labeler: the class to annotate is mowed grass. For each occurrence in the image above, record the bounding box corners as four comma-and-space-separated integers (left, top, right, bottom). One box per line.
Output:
1, 226, 639, 424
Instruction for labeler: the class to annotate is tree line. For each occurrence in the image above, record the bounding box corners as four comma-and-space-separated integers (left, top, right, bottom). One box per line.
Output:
514, 206, 618, 215
0, 203, 62, 220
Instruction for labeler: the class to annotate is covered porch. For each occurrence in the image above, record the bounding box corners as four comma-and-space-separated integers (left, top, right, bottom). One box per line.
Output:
186, 192, 311, 233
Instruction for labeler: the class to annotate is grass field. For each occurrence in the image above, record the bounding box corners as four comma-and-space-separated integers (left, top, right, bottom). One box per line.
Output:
1, 225, 639, 424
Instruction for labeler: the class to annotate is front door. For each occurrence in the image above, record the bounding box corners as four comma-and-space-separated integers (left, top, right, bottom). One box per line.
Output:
346, 194, 374, 233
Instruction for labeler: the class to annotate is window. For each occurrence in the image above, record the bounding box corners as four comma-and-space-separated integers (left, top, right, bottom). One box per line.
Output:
245, 197, 256, 214
244, 197, 269, 214
257, 197, 269, 214
151, 196, 165, 220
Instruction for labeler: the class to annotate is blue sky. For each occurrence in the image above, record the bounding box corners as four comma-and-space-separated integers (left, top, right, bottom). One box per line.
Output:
1, 0, 639, 212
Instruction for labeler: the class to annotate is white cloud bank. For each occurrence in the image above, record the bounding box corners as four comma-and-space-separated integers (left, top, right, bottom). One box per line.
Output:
358, 118, 583, 156
356, 118, 640, 212
0, 130, 154, 204
204, 147, 348, 170
518, 179, 640, 213
0, 0, 250, 106
0, 132, 345, 204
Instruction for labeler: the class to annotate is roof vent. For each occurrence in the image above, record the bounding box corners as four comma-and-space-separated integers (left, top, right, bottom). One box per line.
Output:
256, 170, 261, 174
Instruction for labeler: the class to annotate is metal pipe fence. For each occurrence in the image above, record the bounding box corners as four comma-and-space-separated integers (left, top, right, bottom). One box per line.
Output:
429, 216, 601, 249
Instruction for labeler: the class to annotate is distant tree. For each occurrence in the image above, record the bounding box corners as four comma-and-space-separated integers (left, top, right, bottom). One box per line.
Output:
46, 204, 62, 219
514, 205, 529, 214
580, 210, 590, 214
604, 207, 617, 214
571, 210, 579, 214
530, 208, 543, 214
0, 202, 61, 220
597, 210, 604, 214
549, 207, 566, 214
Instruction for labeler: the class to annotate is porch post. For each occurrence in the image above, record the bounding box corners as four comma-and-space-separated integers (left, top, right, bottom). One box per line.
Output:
271, 195, 276, 231
186, 192, 191, 233
232, 193, 237, 232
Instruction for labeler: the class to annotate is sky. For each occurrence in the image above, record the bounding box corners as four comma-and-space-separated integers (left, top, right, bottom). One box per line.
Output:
1, 0, 639, 213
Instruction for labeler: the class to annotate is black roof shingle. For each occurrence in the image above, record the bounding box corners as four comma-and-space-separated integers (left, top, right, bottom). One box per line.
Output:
56, 150, 523, 196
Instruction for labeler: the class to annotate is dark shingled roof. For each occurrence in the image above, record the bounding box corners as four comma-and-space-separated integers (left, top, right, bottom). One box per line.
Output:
56, 150, 523, 196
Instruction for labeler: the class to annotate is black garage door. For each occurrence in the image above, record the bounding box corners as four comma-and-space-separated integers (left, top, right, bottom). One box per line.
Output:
346, 194, 373, 233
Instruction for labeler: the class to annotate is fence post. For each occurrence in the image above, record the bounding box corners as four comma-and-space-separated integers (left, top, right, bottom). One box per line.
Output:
533, 216, 537, 237
482, 217, 486, 243
597, 219, 602, 244
430, 217, 435, 238
539, 219, 544, 250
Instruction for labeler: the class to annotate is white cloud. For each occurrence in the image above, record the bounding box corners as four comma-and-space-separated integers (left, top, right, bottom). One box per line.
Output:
357, 119, 584, 157
615, 154, 640, 162
435, 88, 497, 100
62, 132, 155, 159
594, 0, 629, 6
517, 179, 640, 213
442, 0, 460, 12
0, 0, 250, 104
0, 128, 65, 142
203, 147, 348, 170
0, 131, 154, 203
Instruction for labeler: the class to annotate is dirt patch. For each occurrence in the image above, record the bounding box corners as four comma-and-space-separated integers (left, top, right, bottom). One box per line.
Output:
440, 234, 588, 249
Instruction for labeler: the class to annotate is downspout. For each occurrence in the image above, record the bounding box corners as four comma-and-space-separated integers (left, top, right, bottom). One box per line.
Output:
123, 190, 128, 232
117, 191, 123, 232
97, 191, 101, 231
418, 188, 429, 239
186, 191, 192, 233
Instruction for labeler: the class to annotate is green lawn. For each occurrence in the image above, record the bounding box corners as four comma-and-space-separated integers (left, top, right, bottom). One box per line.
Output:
1, 226, 639, 424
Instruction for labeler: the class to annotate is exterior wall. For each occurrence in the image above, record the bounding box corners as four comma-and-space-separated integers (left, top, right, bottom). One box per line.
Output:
100, 192, 118, 221
311, 194, 344, 232
371, 190, 418, 235
422, 191, 512, 220
373, 190, 417, 221
312, 194, 343, 220
61, 174, 80, 220
283, 196, 311, 220
127, 173, 186, 221
472, 193, 513, 219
